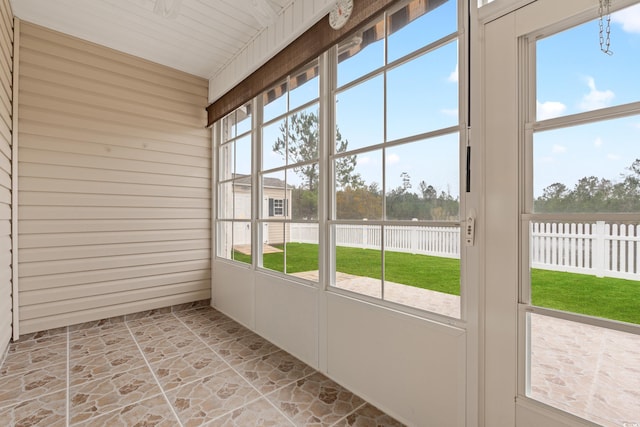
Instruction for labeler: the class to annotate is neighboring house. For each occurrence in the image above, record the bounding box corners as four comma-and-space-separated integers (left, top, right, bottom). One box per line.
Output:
231, 174, 292, 246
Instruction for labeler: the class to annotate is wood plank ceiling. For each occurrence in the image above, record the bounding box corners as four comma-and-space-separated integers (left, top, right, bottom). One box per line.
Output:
10, 0, 294, 79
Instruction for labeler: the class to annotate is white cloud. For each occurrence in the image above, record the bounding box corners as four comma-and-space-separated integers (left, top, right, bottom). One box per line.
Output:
536, 101, 567, 120
594, 137, 603, 148
386, 153, 400, 164
441, 108, 458, 117
552, 144, 567, 154
448, 64, 458, 83
579, 77, 614, 111
607, 153, 621, 161
612, 4, 640, 34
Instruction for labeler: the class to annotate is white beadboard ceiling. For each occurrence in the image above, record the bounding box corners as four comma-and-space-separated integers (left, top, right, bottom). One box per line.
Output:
10, 0, 302, 79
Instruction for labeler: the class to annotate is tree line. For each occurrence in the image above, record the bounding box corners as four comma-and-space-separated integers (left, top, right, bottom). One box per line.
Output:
275, 111, 459, 221
535, 159, 640, 213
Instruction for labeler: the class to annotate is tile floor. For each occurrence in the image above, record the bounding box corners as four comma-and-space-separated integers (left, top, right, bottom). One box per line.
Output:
0, 303, 405, 427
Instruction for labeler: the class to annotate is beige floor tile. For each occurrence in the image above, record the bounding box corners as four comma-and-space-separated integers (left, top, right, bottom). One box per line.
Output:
138, 332, 204, 364
188, 320, 254, 347
8, 332, 67, 354
0, 363, 67, 409
267, 372, 365, 427
332, 403, 406, 427
69, 344, 146, 386
69, 318, 126, 340
207, 397, 294, 427
215, 333, 281, 367
152, 346, 229, 392
1, 342, 67, 377
125, 308, 174, 327
173, 307, 232, 323
167, 369, 261, 427
70, 328, 136, 357
129, 320, 192, 343
72, 394, 178, 427
0, 390, 66, 427
69, 366, 161, 425
236, 350, 316, 394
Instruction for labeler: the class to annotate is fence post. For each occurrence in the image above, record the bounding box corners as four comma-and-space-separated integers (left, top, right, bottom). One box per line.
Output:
593, 221, 606, 278
411, 218, 418, 254
362, 220, 368, 249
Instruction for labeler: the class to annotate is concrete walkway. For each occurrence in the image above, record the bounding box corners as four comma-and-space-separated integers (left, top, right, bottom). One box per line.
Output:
292, 270, 640, 427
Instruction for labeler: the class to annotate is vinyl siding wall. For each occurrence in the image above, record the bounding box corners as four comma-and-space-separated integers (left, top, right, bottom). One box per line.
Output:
0, 0, 12, 351
17, 22, 211, 334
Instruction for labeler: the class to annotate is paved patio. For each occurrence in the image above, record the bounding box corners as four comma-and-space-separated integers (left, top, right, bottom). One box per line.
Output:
293, 270, 640, 427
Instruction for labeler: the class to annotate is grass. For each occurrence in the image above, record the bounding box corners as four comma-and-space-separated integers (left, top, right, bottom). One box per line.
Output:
531, 269, 640, 325
233, 242, 640, 324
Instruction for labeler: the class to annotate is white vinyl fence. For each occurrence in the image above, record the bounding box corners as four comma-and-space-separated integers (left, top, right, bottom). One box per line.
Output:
530, 221, 640, 281
291, 223, 460, 259
290, 221, 640, 280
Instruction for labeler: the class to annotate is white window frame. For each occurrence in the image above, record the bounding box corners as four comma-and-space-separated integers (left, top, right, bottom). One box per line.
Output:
517, 5, 640, 412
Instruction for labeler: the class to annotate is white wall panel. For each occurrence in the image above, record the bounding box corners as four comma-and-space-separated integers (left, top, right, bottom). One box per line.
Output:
0, 0, 12, 355
255, 272, 318, 368
326, 293, 466, 427
17, 22, 211, 334
211, 260, 255, 329
208, 0, 334, 102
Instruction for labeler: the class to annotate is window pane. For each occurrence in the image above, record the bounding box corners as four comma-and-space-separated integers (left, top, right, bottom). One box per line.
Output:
336, 76, 384, 152
285, 105, 319, 167
233, 182, 251, 220
335, 149, 383, 220
385, 135, 460, 221
218, 181, 233, 220
218, 143, 234, 181
287, 163, 319, 220
387, 0, 457, 63
262, 171, 286, 219
536, 3, 640, 120
285, 224, 319, 280
289, 62, 319, 110
387, 41, 459, 141
533, 115, 640, 213
262, 117, 288, 171
221, 111, 237, 141
334, 224, 382, 298
217, 221, 233, 260
236, 102, 252, 136
383, 224, 460, 317
235, 135, 252, 176
528, 313, 640, 425
530, 220, 640, 324
263, 80, 288, 122
337, 16, 385, 87
232, 222, 252, 265
261, 222, 285, 272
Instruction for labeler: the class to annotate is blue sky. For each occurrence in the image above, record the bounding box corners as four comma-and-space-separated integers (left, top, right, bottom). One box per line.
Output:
245, 1, 640, 203
534, 3, 640, 197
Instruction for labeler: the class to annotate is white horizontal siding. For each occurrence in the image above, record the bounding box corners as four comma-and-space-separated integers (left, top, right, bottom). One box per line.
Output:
17, 22, 211, 334
0, 0, 11, 353
208, 0, 334, 102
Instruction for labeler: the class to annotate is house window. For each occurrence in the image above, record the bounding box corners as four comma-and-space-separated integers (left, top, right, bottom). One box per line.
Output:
329, 0, 463, 318
522, 5, 640, 425
269, 198, 287, 217
215, 102, 253, 265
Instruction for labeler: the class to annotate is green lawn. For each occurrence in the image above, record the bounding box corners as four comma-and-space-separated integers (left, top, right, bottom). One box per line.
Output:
233, 242, 640, 324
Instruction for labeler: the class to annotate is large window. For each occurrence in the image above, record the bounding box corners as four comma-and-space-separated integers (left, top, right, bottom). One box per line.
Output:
330, 0, 462, 318
214, 0, 464, 317
216, 102, 253, 265
259, 60, 320, 280
522, 5, 640, 426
